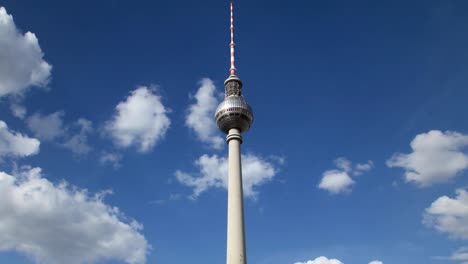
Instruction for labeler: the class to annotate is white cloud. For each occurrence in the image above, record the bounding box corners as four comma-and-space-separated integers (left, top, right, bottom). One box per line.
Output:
354, 160, 374, 176
318, 158, 373, 194
318, 170, 355, 194
0, 166, 149, 264
424, 188, 468, 240
100, 151, 123, 169
105, 86, 170, 153
62, 118, 93, 155
0, 7, 52, 97
185, 78, 224, 149
387, 130, 468, 187
26, 111, 65, 141
294, 256, 344, 264
175, 154, 278, 199
0, 120, 40, 158
294, 257, 383, 264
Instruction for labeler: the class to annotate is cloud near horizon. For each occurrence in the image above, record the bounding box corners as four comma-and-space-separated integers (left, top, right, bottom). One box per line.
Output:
294, 256, 344, 264
294, 257, 383, 264
0, 166, 149, 264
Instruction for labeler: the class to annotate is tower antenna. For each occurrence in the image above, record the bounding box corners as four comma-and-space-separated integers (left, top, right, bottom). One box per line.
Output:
215, 2, 253, 264
229, 1, 237, 76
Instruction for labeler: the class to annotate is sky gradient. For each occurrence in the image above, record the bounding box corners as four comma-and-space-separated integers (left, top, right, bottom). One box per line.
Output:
1, 0, 468, 263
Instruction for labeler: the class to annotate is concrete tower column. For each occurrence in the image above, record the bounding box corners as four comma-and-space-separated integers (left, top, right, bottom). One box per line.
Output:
215, 2, 253, 264
226, 128, 246, 264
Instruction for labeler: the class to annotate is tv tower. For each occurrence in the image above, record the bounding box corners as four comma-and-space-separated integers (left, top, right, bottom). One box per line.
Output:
214, 1, 253, 264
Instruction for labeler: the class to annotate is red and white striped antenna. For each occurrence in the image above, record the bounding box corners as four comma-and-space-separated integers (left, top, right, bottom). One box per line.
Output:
229, 1, 237, 76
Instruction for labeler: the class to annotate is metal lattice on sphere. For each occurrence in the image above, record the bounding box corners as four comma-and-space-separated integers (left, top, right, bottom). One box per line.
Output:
215, 85, 253, 134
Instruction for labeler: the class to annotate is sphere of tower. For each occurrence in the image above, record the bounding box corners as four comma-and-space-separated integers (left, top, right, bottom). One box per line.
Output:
215, 95, 253, 134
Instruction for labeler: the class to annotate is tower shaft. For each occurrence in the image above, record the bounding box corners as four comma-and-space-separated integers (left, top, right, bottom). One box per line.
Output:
226, 128, 246, 264
215, 2, 253, 264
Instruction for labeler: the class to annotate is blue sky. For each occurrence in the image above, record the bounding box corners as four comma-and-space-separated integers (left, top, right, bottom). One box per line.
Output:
0, 0, 468, 263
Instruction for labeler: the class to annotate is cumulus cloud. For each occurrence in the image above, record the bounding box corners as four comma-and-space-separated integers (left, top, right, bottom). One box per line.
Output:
294, 256, 344, 264
0, 166, 149, 264
186, 78, 224, 149
175, 154, 279, 199
0, 7, 52, 97
318, 170, 355, 194
387, 130, 468, 187
294, 257, 383, 264
424, 188, 468, 240
105, 86, 170, 153
0, 120, 40, 158
318, 157, 373, 194
27, 111, 65, 141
